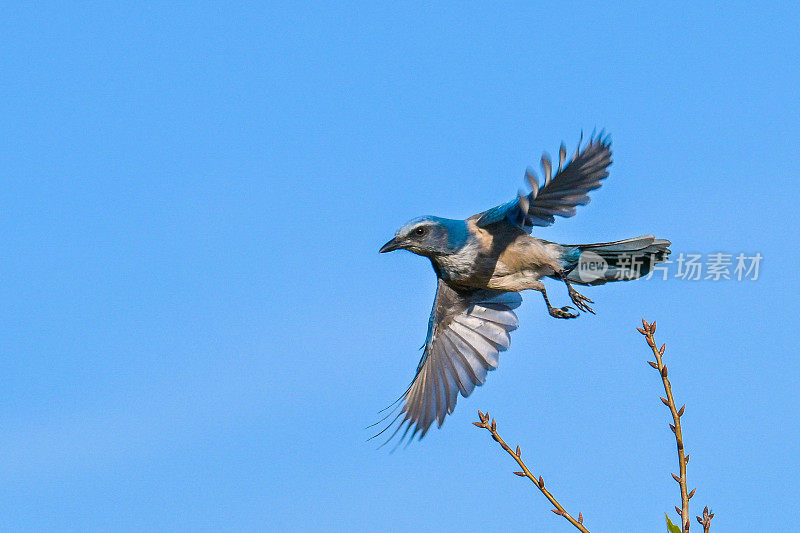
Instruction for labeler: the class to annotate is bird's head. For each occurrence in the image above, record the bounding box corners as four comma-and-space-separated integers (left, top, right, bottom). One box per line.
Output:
380, 216, 468, 257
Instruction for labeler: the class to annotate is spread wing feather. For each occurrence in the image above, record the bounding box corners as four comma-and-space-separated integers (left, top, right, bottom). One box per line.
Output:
476, 132, 613, 231
370, 280, 522, 447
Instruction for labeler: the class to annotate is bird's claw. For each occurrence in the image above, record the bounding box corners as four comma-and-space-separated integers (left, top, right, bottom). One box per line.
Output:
549, 305, 578, 319
568, 289, 595, 314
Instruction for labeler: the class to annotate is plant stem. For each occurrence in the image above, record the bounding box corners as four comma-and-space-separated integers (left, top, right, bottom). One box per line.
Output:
638, 319, 692, 532
473, 411, 590, 533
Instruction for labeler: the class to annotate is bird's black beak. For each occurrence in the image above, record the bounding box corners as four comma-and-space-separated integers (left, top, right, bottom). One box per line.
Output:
379, 237, 401, 253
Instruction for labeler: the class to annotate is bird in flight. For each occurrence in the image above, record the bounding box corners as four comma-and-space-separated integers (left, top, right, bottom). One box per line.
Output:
372, 133, 671, 447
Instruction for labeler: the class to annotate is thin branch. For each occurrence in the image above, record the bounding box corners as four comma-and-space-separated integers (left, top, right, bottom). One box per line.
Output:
696, 506, 714, 533
638, 319, 713, 532
473, 410, 589, 533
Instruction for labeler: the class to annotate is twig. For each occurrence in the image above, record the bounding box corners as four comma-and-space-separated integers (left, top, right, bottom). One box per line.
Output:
697, 506, 714, 533
473, 410, 589, 533
638, 319, 712, 532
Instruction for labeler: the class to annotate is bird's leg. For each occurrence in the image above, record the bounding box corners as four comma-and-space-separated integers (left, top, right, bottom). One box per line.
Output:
528, 280, 578, 319
558, 273, 595, 314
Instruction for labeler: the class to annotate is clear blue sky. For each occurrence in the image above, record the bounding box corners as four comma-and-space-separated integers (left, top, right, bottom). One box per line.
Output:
2, 3, 798, 532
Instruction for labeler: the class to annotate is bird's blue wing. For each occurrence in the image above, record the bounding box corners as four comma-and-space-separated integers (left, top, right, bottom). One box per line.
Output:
371, 280, 522, 447
476, 133, 612, 231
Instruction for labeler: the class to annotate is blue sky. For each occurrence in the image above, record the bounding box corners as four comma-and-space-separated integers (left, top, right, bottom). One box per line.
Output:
2, 3, 798, 531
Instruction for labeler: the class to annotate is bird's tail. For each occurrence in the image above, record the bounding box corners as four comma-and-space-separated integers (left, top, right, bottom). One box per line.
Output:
561, 235, 671, 286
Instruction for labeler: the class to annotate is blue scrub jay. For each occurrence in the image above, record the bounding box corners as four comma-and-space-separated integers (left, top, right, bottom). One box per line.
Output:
373, 133, 670, 446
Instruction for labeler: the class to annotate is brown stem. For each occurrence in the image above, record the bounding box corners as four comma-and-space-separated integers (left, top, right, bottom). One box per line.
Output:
638, 319, 700, 532
696, 506, 714, 532
473, 411, 589, 533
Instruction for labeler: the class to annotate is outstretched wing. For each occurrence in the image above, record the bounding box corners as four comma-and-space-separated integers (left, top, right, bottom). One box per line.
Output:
371, 280, 522, 447
476, 133, 612, 232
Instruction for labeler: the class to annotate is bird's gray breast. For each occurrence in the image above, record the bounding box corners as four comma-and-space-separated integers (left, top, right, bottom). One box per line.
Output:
433, 241, 497, 287
434, 234, 564, 290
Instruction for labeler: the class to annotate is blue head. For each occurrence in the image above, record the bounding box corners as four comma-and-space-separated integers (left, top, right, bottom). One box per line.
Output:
380, 216, 469, 258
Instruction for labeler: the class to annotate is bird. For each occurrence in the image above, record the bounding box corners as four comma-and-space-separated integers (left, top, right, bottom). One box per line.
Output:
372, 132, 670, 447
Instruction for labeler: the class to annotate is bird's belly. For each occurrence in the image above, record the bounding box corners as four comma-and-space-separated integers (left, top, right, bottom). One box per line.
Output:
485, 268, 549, 291
487, 240, 563, 290
496, 239, 560, 269
436, 235, 564, 291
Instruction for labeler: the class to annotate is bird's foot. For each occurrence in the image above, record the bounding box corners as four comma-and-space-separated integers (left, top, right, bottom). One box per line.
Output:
548, 305, 578, 319
568, 288, 595, 314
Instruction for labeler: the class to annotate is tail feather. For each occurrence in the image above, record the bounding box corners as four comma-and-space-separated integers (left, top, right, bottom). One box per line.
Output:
563, 235, 671, 286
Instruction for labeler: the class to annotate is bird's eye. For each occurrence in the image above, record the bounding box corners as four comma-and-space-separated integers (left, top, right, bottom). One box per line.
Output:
413, 226, 427, 237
